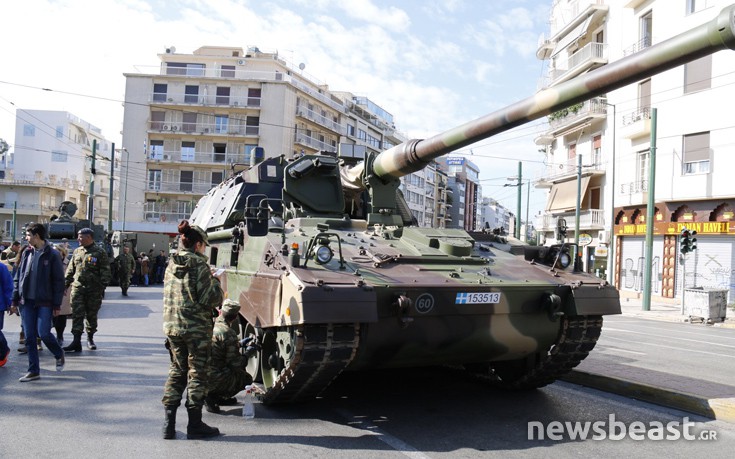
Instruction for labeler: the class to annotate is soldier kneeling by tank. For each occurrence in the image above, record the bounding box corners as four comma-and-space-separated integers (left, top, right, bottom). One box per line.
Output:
205, 299, 259, 414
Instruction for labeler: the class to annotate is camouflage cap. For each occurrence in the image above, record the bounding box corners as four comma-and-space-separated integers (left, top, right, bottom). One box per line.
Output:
190, 224, 209, 246
221, 299, 240, 318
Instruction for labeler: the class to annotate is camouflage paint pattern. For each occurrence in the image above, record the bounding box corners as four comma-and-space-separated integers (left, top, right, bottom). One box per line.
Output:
208, 315, 253, 400
161, 248, 223, 408
65, 242, 111, 335
116, 251, 135, 291
187, 6, 735, 403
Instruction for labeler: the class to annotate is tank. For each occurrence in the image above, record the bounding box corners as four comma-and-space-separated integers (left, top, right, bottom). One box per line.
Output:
46, 201, 106, 253
190, 6, 735, 404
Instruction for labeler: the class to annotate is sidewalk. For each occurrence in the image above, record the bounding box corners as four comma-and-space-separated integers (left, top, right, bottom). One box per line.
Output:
561, 295, 735, 423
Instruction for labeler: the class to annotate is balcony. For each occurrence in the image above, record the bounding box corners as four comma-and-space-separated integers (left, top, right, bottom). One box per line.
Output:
535, 152, 606, 187
143, 202, 191, 223
295, 106, 345, 135
150, 92, 261, 108
623, 36, 652, 57
549, 42, 608, 86
146, 181, 214, 194
539, 97, 608, 141
294, 132, 337, 153
620, 107, 651, 139
149, 150, 250, 164
536, 209, 606, 232
620, 179, 648, 205
150, 121, 259, 137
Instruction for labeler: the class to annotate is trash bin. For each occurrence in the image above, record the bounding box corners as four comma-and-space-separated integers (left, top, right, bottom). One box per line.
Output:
682, 288, 728, 323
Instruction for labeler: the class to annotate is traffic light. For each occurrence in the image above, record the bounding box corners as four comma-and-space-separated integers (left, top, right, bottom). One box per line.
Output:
680, 228, 698, 254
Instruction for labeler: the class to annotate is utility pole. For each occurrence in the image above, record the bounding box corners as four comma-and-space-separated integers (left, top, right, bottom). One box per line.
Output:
642, 108, 657, 311
525, 179, 530, 244
87, 139, 97, 222
108, 142, 115, 233
516, 161, 522, 239
605, 101, 617, 286
574, 153, 582, 272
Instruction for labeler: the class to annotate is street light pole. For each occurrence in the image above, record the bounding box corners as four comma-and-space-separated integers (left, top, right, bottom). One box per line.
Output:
605, 101, 617, 286
121, 148, 129, 231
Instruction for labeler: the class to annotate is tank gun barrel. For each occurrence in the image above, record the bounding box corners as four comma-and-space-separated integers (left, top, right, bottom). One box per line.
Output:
373, 4, 735, 179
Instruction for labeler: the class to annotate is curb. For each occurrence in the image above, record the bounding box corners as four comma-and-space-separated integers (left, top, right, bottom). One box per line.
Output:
561, 370, 735, 424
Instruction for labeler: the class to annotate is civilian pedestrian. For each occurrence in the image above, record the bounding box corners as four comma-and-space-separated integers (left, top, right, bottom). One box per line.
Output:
0, 254, 13, 367
11, 223, 66, 381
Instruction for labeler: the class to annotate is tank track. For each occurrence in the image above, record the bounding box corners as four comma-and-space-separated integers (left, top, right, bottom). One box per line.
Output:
466, 315, 603, 390
261, 323, 360, 404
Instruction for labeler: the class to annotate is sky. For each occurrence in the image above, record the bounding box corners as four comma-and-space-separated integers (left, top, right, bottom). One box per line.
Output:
0, 0, 554, 219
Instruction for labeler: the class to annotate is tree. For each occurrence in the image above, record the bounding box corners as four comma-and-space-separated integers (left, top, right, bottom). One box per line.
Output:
0, 138, 8, 156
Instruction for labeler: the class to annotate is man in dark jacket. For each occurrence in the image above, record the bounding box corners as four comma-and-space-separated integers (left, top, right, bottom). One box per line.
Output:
11, 223, 66, 381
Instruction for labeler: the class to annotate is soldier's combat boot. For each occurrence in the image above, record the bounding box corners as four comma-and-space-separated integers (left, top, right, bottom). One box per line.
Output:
186, 406, 220, 439
204, 396, 221, 414
122, 288, 128, 296
87, 333, 97, 350
63, 333, 83, 353
163, 406, 177, 440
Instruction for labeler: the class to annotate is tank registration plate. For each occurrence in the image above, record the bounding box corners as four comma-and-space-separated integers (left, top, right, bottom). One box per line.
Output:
455, 292, 501, 304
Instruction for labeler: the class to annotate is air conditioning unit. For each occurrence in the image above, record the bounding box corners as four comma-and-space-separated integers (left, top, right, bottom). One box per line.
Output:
237, 59, 246, 65
171, 125, 179, 131
202, 127, 210, 133
598, 230, 609, 243
167, 98, 174, 102
163, 154, 171, 160
233, 101, 239, 106
162, 124, 171, 131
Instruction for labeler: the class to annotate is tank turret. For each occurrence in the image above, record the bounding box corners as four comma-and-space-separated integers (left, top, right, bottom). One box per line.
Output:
189, 5, 735, 405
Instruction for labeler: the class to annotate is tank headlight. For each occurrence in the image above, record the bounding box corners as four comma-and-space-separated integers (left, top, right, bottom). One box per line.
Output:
315, 244, 333, 264
557, 251, 571, 269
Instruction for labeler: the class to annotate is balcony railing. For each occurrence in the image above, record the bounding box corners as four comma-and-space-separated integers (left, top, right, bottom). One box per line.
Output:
294, 132, 337, 152
550, 42, 608, 84
623, 35, 652, 57
150, 92, 261, 108
150, 121, 259, 136
621, 107, 651, 127
146, 181, 214, 194
537, 152, 605, 183
547, 97, 608, 133
620, 107, 652, 139
620, 179, 648, 195
149, 150, 250, 164
295, 106, 345, 134
536, 209, 606, 231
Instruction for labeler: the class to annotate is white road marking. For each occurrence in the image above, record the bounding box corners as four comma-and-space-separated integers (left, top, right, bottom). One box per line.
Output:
602, 327, 735, 349
601, 334, 735, 359
336, 409, 431, 459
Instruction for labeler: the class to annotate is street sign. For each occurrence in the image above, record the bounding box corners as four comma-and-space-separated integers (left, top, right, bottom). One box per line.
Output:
578, 233, 593, 245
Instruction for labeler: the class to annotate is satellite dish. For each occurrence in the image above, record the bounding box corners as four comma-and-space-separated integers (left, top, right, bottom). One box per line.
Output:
298, 63, 305, 70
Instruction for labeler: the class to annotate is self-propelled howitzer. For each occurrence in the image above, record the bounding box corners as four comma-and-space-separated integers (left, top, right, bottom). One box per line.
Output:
190, 5, 735, 404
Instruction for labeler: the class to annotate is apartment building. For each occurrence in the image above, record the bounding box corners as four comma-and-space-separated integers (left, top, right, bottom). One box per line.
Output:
434, 157, 480, 231
121, 46, 404, 232
534, 0, 735, 304
2, 109, 116, 241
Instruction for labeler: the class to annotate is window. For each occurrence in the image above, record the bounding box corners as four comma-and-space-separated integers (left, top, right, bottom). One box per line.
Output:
148, 169, 162, 191
51, 150, 68, 162
686, 0, 708, 14
213, 143, 226, 162
151, 111, 165, 130
181, 141, 195, 162
637, 150, 649, 185
166, 62, 205, 76
212, 171, 223, 186
180, 170, 193, 192
153, 83, 168, 102
23, 124, 35, 136
592, 135, 602, 164
244, 144, 258, 162
640, 11, 653, 48
182, 112, 197, 133
184, 85, 199, 103
221, 65, 235, 78
215, 115, 229, 134
246, 116, 260, 135
56, 126, 64, 138
247, 88, 261, 106
684, 55, 712, 93
150, 140, 164, 160
568, 143, 576, 160
682, 132, 710, 175
347, 125, 355, 137
216, 87, 230, 105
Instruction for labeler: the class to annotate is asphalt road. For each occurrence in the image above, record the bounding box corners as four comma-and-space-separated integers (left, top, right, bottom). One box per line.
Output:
1, 285, 734, 458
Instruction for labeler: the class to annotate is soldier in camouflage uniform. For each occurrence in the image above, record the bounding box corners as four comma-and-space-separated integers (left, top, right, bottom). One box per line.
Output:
162, 221, 223, 440
115, 245, 135, 296
204, 299, 257, 414
63, 228, 111, 353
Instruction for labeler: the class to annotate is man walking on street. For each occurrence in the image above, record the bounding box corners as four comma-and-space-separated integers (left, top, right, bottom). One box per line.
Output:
11, 223, 66, 381
63, 228, 111, 353
115, 245, 135, 296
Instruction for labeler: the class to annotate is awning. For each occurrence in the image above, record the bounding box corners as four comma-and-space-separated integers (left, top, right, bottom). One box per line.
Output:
551, 15, 593, 57
546, 176, 591, 212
